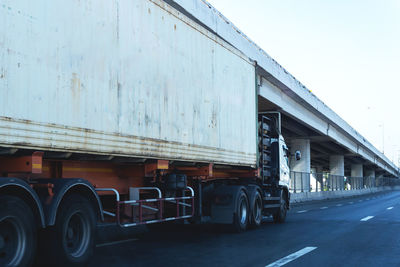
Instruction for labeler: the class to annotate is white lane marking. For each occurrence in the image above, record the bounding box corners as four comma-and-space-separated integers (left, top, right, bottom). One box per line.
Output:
360, 216, 374, 221
358, 200, 363, 202
96, 238, 139, 248
320, 206, 328, 209
348, 202, 354, 204
387, 207, 394, 210
265, 247, 317, 267
336, 204, 343, 207
297, 210, 308, 213
366, 198, 370, 200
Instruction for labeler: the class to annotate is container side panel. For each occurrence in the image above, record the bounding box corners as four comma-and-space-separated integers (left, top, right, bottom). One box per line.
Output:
0, 0, 256, 166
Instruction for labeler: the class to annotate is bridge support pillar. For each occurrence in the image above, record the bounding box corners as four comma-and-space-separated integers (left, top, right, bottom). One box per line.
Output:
311, 166, 323, 192
316, 166, 324, 174
310, 167, 316, 192
329, 155, 344, 190
350, 164, 364, 189
290, 139, 310, 191
329, 155, 344, 176
351, 164, 363, 177
365, 169, 376, 187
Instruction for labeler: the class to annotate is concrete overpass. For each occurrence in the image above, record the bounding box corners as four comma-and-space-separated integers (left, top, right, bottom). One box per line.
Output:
169, 0, 399, 178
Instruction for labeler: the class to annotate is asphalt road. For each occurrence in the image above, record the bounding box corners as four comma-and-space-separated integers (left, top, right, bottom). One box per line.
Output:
90, 190, 400, 267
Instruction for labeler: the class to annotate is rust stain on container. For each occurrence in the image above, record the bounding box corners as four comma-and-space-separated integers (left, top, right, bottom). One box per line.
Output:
70, 73, 81, 97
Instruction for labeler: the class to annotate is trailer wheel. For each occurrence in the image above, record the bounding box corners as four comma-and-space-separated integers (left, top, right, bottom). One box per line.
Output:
232, 190, 249, 232
44, 194, 96, 266
249, 190, 262, 228
273, 191, 287, 223
0, 195, 36, 267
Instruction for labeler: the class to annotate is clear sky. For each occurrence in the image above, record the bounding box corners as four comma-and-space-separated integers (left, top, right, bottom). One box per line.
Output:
207, 0, 400, 166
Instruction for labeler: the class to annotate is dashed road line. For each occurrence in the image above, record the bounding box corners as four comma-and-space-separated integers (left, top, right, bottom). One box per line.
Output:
348, 202, 354, 204
387, 207, 394, 210
336, 204, 343, 207
265, 247, 317, 267
96, 238, 139, 248
297, 210, 308, 213
360, 216, 374, 222
320, 206, 328, 209
358, 200, 363, 202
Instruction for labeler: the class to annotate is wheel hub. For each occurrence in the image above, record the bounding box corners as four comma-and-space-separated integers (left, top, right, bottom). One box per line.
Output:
64, 212, 90, 258
67, 227, 74, 240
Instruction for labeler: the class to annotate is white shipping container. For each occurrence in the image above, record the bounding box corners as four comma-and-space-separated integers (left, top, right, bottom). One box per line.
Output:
0, 0, 257, 166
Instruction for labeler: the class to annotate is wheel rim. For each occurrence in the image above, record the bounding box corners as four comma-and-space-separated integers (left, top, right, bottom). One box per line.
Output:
64, 211, 90, 258
0, 216, 26, 266
239, 197, 247, 225
254, 196, 262, 223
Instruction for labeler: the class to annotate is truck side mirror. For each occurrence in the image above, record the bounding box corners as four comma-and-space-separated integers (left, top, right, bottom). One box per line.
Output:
295, 151, 301, 161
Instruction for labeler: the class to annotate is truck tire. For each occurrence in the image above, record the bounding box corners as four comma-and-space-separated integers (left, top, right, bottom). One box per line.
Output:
273, 191, 287, 223
41, 194, 96, 266
232, 190, 249, 232
249, 189, 262, 228
0, 195, 37, 267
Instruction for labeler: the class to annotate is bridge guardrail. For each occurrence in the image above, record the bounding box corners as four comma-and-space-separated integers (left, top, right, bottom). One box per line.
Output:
289, 171, 400, 193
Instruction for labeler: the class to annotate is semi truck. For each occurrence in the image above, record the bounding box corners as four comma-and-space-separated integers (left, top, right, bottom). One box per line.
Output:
0, 0, 299, 266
